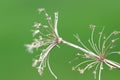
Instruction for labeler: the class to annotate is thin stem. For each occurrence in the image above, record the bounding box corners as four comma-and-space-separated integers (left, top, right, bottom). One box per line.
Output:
104, 61, 114, 69
62, 39, 120, 70
74, 60, 94, 69
38, 42, 58, 74
110, 60, 120, 67
95, 63, 100, 71
74, 34, 90, 51
102, 32, 113, 55
104, 42, 112, 54
91, 27, 98, 53
39, 31, 54, 39
104, 59, 120, 69
43, 10, 56, 36
69, 57, 79, 63
98, 27, 104, 51
88, 39, 98, 54
62, 40, 100, 59
105, 38, 119, 56
54, 12, 59, 37
95, 44, 100, 54
84, 61, 97, 71
94, 63, 100, 79
47, 54, 57, 79
98, 62, 103, 80
109, 51, 120, 55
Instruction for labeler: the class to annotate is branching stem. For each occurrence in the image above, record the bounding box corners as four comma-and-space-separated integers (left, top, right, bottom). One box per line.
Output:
61, 39, 120, 69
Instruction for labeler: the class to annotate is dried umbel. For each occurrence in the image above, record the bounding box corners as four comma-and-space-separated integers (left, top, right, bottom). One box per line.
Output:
25, 8, 62, 79
25, 8, 120, 80
71, 25, 120, 80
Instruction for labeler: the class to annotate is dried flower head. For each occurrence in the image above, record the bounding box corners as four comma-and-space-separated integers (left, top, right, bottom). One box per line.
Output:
25, 8, 120, 80
25, 8, 62, 79
72, 26, 120, 80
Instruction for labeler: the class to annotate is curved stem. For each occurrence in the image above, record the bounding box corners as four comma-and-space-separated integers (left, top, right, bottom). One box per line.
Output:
91, 27, 98, 53
73, 34, 90, 51
47, 54, 57, 79
74, 60, 94, 69
38, 42, 58, 76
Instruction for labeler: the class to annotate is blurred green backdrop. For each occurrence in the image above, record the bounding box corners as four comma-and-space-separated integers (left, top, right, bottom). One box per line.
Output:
0, 0, 120, 80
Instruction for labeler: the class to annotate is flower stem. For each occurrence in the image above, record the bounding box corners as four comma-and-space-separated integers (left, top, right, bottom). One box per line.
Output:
62, 40, 100, 59
104, 59, 120, 69
61, 39, 120, 69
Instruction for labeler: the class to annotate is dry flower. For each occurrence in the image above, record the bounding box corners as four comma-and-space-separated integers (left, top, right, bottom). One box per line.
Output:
26, 8, 120, 80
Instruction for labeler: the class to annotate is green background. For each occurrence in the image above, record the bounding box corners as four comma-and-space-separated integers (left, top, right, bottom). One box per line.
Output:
0, 0, 120, 80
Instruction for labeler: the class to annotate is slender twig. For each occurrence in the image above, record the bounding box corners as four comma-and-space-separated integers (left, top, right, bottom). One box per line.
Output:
47, 54, 57, 79
98, 27, 104, 51
83, 61, 97, 71
88, 39, 98, 54
102, 32, 113, 55
90, 25, 98, 53
74, 60, 94, 69
94, 63, 100, 79
62, 40, 100, 59
98, 62, 103, 80
73, 34, 90, 51
54, 12, 59, 37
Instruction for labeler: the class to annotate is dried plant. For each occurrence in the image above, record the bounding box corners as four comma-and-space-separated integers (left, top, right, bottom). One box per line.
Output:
25, 8, 120, 80
71, 25, 120, 80
25, 8, 62, 79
